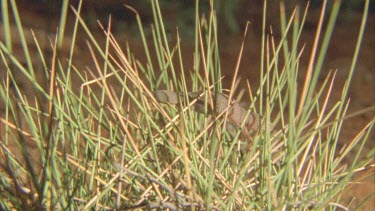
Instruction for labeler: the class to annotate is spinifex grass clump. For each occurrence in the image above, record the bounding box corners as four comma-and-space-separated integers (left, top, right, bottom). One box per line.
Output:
0, 0, 373, 210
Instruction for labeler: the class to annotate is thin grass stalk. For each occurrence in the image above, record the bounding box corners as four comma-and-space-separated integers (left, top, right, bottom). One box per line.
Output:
8, 0, 36, 81
306, 0, 341, 107
126, 6, 156, 87
298, 0, 327, 115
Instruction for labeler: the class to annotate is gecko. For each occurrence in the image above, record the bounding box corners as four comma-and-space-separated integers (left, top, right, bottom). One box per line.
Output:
145, 90, 265, 139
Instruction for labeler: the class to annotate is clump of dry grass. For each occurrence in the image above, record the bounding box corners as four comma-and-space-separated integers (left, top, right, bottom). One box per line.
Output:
0, 0, 374, 210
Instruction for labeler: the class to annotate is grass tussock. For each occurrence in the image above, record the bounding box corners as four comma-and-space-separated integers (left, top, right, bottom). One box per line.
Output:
0, 0, 374, 210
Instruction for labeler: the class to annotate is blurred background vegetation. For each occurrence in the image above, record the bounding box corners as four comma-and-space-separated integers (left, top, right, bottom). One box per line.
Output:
11, 0, 375, 37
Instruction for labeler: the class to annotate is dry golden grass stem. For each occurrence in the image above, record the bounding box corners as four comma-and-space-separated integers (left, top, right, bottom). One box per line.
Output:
298, 70, 337, 176
298, 0, 326, 115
